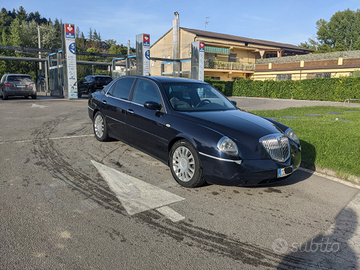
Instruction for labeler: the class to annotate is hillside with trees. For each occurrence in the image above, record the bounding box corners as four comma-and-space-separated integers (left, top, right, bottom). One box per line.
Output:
0, 6, 135, 80
300, 9, 360, 53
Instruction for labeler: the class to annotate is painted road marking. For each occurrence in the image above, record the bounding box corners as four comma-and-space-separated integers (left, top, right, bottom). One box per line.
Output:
31, 103, 47, 108
156, 206, 185, 222
91, 160, 185, 221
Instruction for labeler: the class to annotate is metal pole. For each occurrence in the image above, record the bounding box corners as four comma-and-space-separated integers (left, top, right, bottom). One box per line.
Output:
44, 60, 49, 95
38, 26, 42, 74
126, 40, 130, 75
173, 12, 180, 77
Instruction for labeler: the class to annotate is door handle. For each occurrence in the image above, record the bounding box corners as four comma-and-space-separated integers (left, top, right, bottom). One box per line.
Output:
102, 100, 107, 104
127, 109, 134, 114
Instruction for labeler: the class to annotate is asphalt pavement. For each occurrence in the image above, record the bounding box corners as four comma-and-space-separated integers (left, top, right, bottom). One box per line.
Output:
2, 92, 360, 269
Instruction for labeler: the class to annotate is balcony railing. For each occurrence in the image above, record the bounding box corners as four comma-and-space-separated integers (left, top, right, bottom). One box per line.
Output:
204, 59, 255, 71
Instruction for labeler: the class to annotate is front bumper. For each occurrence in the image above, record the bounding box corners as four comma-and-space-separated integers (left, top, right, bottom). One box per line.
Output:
200, 146, 301, 186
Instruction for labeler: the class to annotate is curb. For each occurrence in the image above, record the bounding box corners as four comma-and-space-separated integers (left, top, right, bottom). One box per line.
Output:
298, 167, 360, 190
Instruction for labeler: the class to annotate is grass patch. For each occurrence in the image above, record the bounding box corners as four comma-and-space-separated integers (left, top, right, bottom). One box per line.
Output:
250, 106, 360, 178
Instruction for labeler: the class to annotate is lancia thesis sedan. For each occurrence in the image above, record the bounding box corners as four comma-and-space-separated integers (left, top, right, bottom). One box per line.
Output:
88, 75, 301, 188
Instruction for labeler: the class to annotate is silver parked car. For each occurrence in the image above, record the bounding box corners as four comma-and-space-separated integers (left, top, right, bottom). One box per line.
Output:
0, 74, 37, 100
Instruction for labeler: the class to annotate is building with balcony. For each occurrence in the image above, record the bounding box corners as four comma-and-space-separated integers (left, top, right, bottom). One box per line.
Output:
254, 50, 360, 81
150, 26, 312, 81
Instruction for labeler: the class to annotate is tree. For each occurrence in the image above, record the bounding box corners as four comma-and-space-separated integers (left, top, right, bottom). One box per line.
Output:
109, 44, 128, 55
88, 27, 93, 41
300, 9, 360, 53
40, 23, 61, 50
0, 7, 61, 79
26, 11, 48, 24
16, 6, 27, 22
0, 8, 14, 36
105, 39, 117, 47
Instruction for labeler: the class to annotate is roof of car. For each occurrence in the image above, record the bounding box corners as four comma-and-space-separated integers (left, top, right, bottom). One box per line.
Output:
118, 75, 208, 84
6, 74, 31, 77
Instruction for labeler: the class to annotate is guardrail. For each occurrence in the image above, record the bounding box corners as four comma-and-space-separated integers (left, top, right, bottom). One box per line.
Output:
344, 99, 360, 106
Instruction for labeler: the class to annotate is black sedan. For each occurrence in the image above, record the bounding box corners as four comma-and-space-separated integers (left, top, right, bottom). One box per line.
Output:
78, 75, 113, 97
88, 75, 301, 188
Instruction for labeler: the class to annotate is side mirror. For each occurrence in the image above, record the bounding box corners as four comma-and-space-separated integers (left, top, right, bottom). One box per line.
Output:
230, 100, 237, 106
144, 101, 162, 111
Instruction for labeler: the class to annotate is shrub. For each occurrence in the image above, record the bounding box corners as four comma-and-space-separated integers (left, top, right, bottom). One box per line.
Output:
206, 77, 360, 101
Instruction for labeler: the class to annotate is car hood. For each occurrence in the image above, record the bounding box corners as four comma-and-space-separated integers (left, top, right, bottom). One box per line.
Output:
178, 109, 283, 142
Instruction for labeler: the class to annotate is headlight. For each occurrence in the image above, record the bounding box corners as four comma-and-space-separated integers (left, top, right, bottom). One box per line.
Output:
217, 137, 239, 156
285, 128, 300, 145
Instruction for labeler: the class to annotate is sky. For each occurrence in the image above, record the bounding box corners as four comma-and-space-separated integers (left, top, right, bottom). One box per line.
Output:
2, 0, 360, 48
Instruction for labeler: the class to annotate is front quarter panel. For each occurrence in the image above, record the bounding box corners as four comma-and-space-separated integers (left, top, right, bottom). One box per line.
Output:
164, 113, 234, 161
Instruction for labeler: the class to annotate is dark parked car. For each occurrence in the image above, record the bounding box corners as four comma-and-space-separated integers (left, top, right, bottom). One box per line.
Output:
88, 76, 301, 188
77, 75, 113, 97
0, 74, 37, 100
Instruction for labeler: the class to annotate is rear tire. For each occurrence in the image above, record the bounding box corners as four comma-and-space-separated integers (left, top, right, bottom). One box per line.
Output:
31, 94, 37, 99
169, 140, 206, 188
2, 94, 8, 100
93, 111, 109, 141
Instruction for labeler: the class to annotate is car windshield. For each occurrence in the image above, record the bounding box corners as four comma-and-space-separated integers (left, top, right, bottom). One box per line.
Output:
8, 76, 33, 83
162, 82, 236, 111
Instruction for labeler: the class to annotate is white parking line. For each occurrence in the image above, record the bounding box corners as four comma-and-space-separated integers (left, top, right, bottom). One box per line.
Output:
31, 103, 47, 108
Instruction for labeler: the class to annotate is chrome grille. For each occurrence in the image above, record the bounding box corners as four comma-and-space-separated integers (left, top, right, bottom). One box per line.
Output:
260, 134, 290, 163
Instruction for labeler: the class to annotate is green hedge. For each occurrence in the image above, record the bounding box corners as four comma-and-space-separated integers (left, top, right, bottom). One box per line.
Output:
205, 77, 360, 102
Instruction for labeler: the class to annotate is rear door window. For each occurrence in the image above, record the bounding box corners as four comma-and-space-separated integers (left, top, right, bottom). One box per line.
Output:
110, 78, 136, 100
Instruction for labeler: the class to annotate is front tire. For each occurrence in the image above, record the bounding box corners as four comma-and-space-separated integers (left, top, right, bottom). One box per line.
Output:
93, 111, 109, 141
169, 140, 206, 188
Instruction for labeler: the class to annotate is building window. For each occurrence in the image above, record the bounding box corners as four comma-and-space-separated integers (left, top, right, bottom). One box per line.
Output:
206, 53, 216, 60
205, 76, 221, 80
315, 73, 331, 78
307, 73, 315, 79
307, 73, 331, 79
276, 74, 292, 81
266, 53, 277, 58
228, 53, 237, 62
